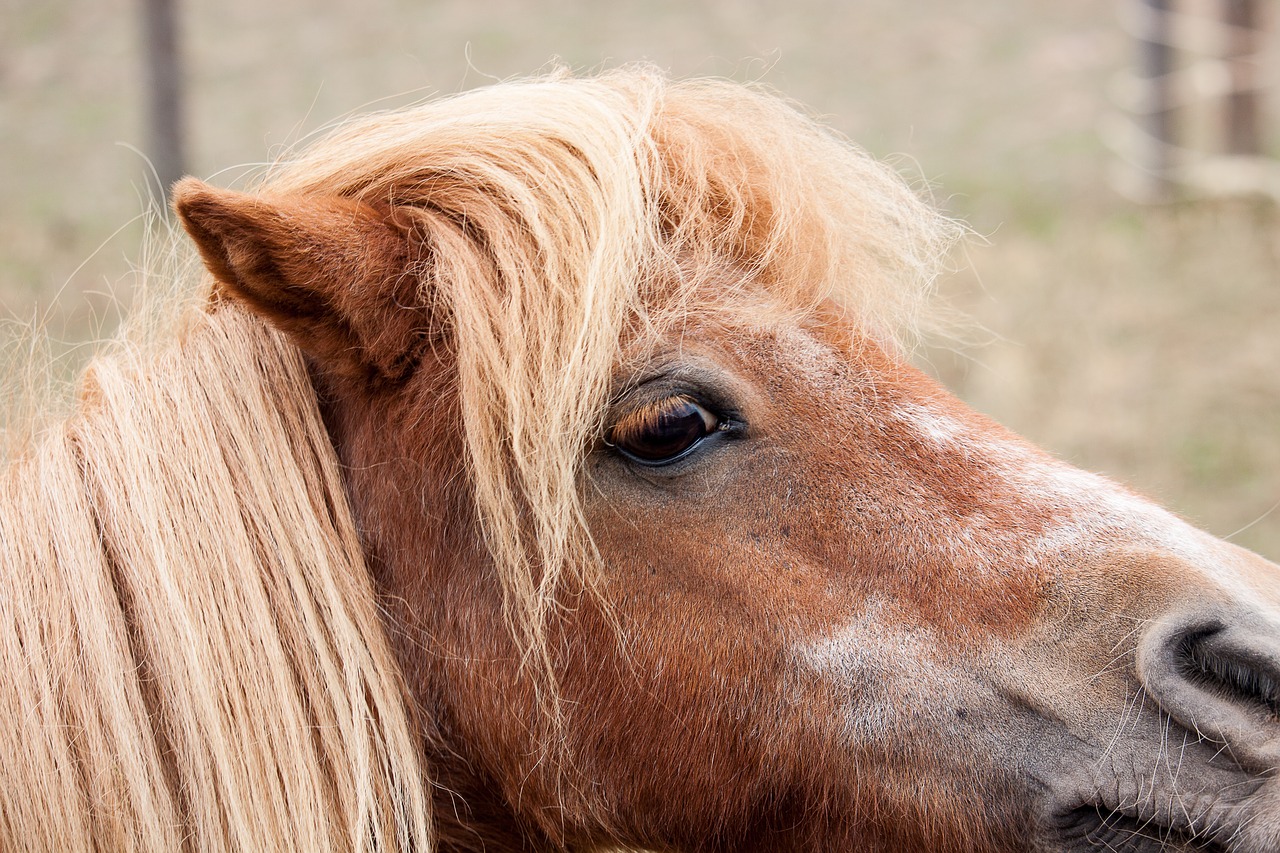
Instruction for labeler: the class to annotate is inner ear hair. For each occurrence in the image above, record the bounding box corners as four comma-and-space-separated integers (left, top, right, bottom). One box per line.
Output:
173, 178, 433, 384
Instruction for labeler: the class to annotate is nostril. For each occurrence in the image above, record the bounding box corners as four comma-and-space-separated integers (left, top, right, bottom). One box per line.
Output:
1138, 609, 1280, 772
1175, 626, 1280, 722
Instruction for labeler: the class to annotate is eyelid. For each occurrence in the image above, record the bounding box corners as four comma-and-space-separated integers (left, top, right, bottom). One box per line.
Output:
608, 394, 713, 448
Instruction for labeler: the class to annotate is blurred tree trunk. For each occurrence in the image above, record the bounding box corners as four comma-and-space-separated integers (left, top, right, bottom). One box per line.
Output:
141, 0, 187, 202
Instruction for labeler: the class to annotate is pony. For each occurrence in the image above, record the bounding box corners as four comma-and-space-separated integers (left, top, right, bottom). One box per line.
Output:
3, 66, 1279, 852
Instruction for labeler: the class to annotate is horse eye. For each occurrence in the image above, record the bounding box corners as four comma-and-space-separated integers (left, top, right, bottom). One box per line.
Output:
608, 395, 721, 465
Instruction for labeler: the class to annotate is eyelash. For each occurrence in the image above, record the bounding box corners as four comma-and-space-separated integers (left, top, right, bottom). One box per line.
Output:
606, 394, 739, 467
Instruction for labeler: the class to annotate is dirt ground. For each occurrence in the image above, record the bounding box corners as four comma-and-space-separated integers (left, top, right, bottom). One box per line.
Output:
3, 0, 1279, 557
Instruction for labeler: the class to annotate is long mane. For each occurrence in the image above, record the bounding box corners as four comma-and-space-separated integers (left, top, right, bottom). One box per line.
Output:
0, 66, 957, 849
0, 311, 431, 850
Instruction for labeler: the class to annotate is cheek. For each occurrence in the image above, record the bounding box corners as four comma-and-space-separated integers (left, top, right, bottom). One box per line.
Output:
559, 521, 844, 824
588, 447, 857, 631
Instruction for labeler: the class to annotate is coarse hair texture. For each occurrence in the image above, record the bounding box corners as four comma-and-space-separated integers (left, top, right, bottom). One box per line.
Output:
256, 64, 962, 665
0, 308, 432, 850
0, 65, 959, 848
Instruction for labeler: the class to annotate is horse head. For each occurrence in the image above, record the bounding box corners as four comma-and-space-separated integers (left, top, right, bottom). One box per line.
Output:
174, 71, 1280, 852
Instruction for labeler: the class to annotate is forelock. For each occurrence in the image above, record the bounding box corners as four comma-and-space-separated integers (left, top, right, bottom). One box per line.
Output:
256, 65, 961, 653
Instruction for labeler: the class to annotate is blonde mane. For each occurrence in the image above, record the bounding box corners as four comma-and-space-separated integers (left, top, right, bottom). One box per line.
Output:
257, 65, 960, 658
0, 309, 431, 850
0, 66, 957, 849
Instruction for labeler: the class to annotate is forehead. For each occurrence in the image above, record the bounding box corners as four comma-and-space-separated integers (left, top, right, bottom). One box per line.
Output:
617, 289, 918, 412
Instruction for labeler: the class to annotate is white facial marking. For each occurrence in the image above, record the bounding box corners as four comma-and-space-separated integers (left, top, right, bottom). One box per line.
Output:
799, 601, 966, 741
892, 402, 965, 448
782, 324, 1280, 678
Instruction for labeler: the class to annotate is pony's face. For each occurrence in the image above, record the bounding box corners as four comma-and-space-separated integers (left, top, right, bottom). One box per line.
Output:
176, 181, 1280, 852
575, 300, 1280, 851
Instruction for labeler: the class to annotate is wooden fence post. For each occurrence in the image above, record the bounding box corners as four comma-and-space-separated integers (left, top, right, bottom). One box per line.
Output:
1223, 0, 1262, 156
1137, 0, 1177, 199
140, 0, 187, 203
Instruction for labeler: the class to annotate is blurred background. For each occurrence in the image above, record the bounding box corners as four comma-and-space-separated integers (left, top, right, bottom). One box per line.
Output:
3, 0, 1278, 556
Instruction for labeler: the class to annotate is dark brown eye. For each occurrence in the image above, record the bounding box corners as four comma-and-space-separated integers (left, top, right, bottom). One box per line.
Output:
608, 394, 721, 465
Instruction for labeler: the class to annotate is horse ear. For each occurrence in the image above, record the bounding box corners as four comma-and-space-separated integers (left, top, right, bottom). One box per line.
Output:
173, 177, 431, 383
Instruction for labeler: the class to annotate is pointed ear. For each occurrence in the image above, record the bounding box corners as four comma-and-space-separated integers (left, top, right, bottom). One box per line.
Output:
173, 177, 432, 383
